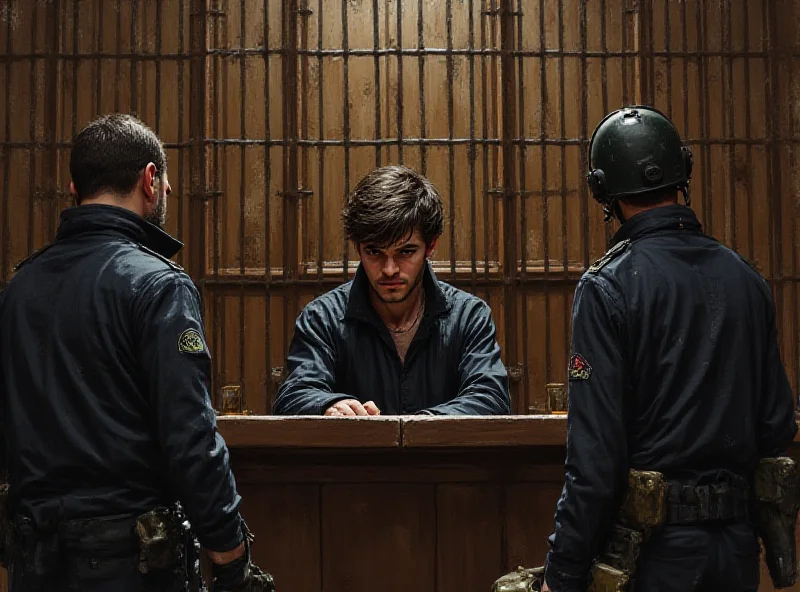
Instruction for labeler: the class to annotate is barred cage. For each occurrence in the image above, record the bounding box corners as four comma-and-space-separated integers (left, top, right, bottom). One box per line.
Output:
1, 0, 798, 416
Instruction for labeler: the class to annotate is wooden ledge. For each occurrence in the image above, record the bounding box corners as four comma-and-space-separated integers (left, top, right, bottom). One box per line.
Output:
217, 416, 401, 449
217, 415, 567, 449
400, 415, 568, 448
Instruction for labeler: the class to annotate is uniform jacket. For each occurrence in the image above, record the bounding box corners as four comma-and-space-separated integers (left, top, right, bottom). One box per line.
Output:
0, 205, 243, 552
544, 205, 798, 590
273, 263, 511, 415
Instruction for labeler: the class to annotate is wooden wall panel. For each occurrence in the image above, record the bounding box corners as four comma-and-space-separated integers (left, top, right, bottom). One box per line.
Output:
321, 483, 437, 591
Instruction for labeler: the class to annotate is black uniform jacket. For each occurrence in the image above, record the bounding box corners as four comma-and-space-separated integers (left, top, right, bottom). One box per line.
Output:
545, 205, 797, 590
273, 263, 511, 415
0, 205, 243, 552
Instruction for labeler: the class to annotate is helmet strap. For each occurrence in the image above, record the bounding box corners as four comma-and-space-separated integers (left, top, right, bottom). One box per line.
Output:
680, 185, 691, 207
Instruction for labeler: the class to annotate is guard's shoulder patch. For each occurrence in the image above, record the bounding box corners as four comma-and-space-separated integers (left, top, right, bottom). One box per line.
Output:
178, 328, 206, 354
13, 243, 53, 272
138, 244, 184, 272
568, 353, 592, 380
587, 239, 632, 274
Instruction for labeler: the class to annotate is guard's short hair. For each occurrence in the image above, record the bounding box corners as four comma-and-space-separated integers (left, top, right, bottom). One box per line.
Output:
69, 113, 167, 203
342, 165, 444, 247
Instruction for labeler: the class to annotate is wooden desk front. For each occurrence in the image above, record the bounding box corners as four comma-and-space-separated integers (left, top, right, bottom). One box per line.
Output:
223, 415, 799, 592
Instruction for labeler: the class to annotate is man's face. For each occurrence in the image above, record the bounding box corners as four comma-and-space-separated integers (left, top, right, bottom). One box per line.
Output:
145, 173, 170, 228
357, 229, 437, 304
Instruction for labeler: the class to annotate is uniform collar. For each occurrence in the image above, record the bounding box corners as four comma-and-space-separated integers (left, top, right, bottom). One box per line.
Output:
55, 204, 183, 259
611, 204, 703, 246
345, 261, 450, 324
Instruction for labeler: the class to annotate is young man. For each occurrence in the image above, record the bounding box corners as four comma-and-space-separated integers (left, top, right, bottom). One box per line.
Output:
0, 114, 274, 591
540, 106, 797, 591
273, 165, 510, 416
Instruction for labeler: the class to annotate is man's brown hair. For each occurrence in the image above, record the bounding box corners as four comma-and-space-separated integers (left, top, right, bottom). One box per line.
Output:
342, 165, 444, 248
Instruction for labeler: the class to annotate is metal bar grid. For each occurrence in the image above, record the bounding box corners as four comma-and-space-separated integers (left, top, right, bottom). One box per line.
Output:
2, 0, 799, 417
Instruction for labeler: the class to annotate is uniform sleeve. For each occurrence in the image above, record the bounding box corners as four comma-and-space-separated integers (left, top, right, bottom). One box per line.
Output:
421, 299, 511, 415
757, 286, 797, 457
134, 272, 243, 553
544, 277, 629, 591
272, 305, 353, 415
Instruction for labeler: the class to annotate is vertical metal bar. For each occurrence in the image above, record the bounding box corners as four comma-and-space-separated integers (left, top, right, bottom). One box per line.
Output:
417, 0, 427, 174
188, 0, 208, 281
681, 0, 689, 171
648, 0, 655, 103
481, 1, 490, 286
579, 0, 588, 270
447, 0, 456, 278
238, 0, 247, 413
696, 0, 711, 233
316, 0, 325, 285
71, 0, 78, 137
396, 0, 404, 164
130, 0, 139, 112
743, 0, 754, 263
558, 0, 567, 277
725, 0, 735, 250
44, 0, 60, 240
263, 0, 273, 407
1, 0, 13, 283
621, 0, 628, 104
341, 0, 351, 280
299, 1, 309, 277
176, 0, 186, 264
665, 0, 672, 117
763, 0, 775, 281
283, 0, 301, 353
373, 0, 381, 168
114, 0, 122, 112
94, 0, 102, 115
499, 0, 519, 413
516, 0, 529, 411
155, 0, 163, 132
767, 0, 783, 280
28, 0, 38, 254
469, 0, 477, 294
539, 0, 551, 386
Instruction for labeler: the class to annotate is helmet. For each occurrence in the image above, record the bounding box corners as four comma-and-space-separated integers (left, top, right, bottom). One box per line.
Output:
586, 105, 693, 221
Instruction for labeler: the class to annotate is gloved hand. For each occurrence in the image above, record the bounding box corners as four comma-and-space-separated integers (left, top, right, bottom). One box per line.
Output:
210, 522, 276, 592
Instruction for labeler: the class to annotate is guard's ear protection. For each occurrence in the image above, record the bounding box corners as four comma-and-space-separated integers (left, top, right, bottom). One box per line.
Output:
682, 146, 693, 181
587, 169, 607, 203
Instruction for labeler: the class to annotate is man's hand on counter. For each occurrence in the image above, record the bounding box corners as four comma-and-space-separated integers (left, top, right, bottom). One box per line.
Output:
324, 399, 381, 416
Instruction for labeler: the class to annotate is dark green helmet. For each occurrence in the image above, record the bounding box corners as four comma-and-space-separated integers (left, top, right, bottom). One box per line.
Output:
587, 105, 693, 220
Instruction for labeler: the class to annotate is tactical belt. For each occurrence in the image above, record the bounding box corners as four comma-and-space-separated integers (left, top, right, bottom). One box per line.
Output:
665, 474, 749, 525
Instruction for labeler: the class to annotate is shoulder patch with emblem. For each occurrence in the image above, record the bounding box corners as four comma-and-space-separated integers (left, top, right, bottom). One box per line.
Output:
178, 328, 206, 354
13, 243, 53, 272
587, 238, 632, 274
138, 244, 184, 272
568, 353, 592, 380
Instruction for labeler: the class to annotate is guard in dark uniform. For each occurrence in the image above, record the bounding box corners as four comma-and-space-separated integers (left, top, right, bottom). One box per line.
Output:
0, 114, 274, 591
536, 106, 798, 592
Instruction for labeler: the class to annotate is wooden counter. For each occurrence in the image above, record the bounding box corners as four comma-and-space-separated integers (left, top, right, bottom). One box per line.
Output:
219, 415, 799, 592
